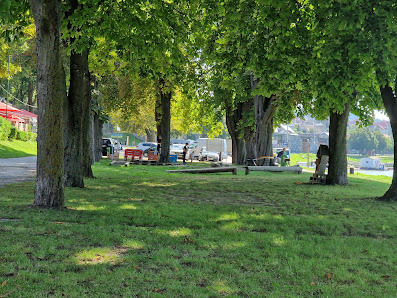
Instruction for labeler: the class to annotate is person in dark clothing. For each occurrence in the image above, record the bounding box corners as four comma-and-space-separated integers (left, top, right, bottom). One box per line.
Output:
182, 143, 189, 165
156, 136, 162, 155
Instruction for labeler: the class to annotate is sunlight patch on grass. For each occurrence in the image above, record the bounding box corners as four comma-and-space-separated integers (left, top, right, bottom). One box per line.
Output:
127, 197, 143, 201
220, 221, 244, 231
210, 280, 235, 295
273, 214, 284, 220
156, 227, 193, 237
123, 239, 145, 249
343, 208, 353, 212
137, 181, 178, 187
74, 246, 129, 265
119, 204, 137, 210
215, 213, 240, 221
249, 213, 270, 220
73, 205, 105, 211
273, 236, 287, 246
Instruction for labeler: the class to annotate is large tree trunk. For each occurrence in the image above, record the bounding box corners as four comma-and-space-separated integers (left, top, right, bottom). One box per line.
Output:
255, 94, 277, 166
157, 79, 171, 163
27, 76, 36, 113
155, 95, 162, 140
379, 83, 397, 200
31, 0, 65, 207
145, 128, 156, 142
63, 49, 85, 187
82, 56, 94, 178
327, 101, 350, 185
225, 102, 246, 165
92, 112, 103, 162
246, 75, 277, 166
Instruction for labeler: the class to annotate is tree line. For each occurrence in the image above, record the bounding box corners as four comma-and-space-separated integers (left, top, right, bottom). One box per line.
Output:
2, 0, 397, 207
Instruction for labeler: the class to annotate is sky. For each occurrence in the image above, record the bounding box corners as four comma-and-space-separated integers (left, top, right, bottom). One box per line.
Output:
374, 110, 389, 121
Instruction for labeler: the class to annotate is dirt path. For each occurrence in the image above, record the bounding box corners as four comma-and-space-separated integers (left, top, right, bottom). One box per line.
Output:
0, 156, 36, 187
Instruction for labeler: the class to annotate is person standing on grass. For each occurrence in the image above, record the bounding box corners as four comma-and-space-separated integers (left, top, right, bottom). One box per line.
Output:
183, 142, 189, 165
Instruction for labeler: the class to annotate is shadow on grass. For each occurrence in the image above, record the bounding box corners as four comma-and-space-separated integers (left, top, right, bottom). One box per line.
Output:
1, 164, 397, 296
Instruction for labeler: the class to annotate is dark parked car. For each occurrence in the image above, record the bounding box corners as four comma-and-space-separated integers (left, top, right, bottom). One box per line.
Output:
102, 138, 115, 156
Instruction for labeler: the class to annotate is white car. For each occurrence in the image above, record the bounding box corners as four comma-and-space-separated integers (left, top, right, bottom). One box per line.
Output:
170, 144, 189, 159
199, 147, 219, 162
136, 142, 157, 151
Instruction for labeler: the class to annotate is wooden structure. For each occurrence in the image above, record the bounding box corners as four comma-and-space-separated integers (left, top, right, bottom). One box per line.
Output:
245, 166, 302, 175
124, 149, 143, 161
166, 167, 237, 175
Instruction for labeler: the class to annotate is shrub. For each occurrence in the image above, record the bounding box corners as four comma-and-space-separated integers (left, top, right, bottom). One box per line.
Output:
9, 126, 17, 140
16, 130, 37, 142
0, 117, 12, 141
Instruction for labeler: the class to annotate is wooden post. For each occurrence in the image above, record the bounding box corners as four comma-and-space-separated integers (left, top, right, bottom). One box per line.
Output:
245, 167, 250, 175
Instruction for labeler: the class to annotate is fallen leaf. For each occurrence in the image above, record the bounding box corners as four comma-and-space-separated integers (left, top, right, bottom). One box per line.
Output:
327, 272, 333, 279
310, 282, 315, 285
153, 288, 166, 293
1, 281, 6, 287
381, 275, 391, 279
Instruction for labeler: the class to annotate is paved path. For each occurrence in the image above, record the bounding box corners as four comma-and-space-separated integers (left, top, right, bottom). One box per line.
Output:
0, 156, 36, 187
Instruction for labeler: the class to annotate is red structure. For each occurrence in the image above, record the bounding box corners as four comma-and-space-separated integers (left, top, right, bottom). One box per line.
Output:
0, 102, 37, 132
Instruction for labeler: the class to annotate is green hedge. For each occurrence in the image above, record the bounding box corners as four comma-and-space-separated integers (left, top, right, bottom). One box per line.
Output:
0, 117, 12, 141
9, 126, 17, 140
16, 130, 36, 142
0, 117, 37, 141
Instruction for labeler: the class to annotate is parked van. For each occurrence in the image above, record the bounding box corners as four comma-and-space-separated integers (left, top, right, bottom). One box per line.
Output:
190, 138, 227, 161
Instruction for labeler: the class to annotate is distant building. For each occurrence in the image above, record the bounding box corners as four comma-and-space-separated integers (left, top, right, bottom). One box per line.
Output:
0, 101, 37, 132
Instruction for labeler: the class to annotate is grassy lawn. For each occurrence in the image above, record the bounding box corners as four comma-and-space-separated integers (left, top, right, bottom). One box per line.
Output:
0, 140, 37, 158
1, 160, 397, 296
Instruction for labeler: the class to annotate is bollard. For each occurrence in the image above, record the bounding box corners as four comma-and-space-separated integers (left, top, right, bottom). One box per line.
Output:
349, 167, 354, 174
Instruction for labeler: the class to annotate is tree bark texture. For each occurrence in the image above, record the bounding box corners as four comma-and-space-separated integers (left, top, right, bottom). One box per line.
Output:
244, 75, 277, 166
379, 84, 397, 200
145, 128, 156, 142
82, 58, 94, 178
63, 50, 86, 187
327, 102, 350, 185
157, 79, 171, 163
225, 102, 246, 165
92, 112, 103, 162
155, 95, 162, 141
27, 76, 36, 113
254, 94, 277, 166
31, 0, 66, 207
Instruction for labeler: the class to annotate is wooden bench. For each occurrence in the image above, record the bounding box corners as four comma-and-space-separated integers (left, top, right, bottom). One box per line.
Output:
245, 165, 302, 175
166, 167, 237, 175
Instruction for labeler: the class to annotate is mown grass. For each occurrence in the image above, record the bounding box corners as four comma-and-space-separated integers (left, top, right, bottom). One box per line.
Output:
0, 140, 37, 158
1, 160, 397, 296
